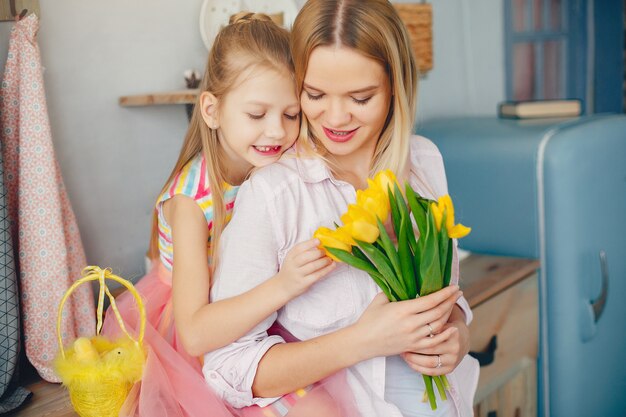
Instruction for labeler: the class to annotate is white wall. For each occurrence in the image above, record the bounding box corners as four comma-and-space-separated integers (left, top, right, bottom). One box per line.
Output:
417, 0, 505, 122
0, 0, 504, 279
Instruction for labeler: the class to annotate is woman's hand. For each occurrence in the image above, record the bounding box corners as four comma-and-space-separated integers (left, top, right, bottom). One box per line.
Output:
351, 286, 462, 361
401, 304, 470, 376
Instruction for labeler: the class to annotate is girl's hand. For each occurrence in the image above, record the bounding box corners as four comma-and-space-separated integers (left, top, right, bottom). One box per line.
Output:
352, 286, 462, 361
277, 239, 336, 299
401, 305, 471, 376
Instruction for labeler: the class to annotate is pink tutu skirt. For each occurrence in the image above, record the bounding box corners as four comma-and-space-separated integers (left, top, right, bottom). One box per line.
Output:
102, 263, 362, 417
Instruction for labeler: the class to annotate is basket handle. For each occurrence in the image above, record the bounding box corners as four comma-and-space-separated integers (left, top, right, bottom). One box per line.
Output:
56, 266, 146, 360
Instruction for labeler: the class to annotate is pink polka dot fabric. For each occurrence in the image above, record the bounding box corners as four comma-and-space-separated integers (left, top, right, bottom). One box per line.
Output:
0, 14, 95, 382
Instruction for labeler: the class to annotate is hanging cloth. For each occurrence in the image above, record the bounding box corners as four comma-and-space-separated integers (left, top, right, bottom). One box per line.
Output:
0, 14, 95, 382
0, 126, 30, 412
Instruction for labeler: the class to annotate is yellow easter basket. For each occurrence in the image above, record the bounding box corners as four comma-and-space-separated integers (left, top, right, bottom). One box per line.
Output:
54, 266, 146, 417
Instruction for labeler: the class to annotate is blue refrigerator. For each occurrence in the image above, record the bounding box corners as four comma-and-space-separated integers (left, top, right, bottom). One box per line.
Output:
418, 115, 626, 417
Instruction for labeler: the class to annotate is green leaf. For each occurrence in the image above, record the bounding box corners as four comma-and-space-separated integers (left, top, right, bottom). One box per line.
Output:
406, 185, 428, 238
439, 210, 449, 279
357, 240, 408, 300
398, 215, 417, 299
413, 247, 422, 296
352, 245, 371, 264
418, 209, 442, 296
395, 183, 417, 253
325, 247, 377, 276
389, 187, 402, 241
326, 247, 397, 301
376, 218, 403, 282
443, 239, 453, 287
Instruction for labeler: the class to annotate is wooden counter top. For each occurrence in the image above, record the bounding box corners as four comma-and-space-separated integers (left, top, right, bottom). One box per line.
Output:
460, 254, 540, 308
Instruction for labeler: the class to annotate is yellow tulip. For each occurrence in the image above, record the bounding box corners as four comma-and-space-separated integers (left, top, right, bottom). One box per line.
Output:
372, 170, 398, 195
431, 201, 444, 231
341, 204, 377, 227
430, 195, 471, 239
314, 226, 353, 260
448, 223, 471, 239
356, 187, 389, 222
344, 219, 380, 243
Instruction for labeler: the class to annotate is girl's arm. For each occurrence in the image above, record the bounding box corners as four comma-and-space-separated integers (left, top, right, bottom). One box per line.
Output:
168, 195, 334, 357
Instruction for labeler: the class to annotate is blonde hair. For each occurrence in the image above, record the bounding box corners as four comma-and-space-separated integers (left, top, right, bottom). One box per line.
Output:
291, 0, 417, 178
148, 12, 294, 268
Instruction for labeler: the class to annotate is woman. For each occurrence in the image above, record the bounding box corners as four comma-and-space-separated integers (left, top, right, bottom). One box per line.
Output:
203, 1, 479, 416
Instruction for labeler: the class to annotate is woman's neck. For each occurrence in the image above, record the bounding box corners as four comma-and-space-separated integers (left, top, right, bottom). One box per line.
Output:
330, 155, 372, 190
329, 140, 376, 190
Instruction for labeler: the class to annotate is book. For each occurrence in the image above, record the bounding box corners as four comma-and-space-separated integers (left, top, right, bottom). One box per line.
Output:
498, 99, 582, 119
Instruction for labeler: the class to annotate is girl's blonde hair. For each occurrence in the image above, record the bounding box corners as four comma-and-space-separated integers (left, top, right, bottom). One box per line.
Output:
291, 0, 418, 178
148, 12, 294, 268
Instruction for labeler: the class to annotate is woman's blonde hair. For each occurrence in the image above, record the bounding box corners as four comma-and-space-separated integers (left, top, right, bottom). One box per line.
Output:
291, 0, 417, 178
148, 12, 294, 268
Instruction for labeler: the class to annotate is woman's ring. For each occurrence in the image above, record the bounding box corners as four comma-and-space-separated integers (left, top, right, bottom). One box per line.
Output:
427, 323, 434, 338
436, 355, 442, 368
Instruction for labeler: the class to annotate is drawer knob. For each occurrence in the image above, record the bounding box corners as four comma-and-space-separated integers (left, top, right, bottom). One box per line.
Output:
469, 335, 497, 367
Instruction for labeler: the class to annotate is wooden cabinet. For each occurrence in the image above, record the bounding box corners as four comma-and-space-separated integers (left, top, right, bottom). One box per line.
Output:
460, 255, 539, 417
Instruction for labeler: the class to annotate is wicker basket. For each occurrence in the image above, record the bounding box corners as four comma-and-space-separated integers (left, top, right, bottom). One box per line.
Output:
394, 3, 433, 75
54, 267, 146, 417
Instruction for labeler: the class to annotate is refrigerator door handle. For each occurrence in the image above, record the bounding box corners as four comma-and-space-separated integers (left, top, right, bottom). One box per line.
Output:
591, 250, 609, 323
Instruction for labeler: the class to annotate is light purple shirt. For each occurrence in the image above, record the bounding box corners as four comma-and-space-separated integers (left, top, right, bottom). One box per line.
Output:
204, 136, 479, 416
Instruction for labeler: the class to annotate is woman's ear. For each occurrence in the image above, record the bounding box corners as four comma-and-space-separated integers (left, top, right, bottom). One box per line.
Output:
199, 92, 220, 130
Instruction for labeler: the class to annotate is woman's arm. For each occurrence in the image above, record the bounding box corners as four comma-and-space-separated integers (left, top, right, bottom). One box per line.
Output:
168, 195, 333, 357
251, 287, 463, 397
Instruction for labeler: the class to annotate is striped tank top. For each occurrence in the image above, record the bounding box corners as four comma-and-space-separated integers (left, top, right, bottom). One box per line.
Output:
155, 153, 239, 271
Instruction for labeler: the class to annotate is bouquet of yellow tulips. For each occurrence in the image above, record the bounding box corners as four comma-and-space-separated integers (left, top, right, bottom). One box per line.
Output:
314, 170, 470, 410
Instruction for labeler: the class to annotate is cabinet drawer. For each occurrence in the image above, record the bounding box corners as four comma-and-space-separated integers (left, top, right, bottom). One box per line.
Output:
474, 358, 537, 417
469, 273, 538, 403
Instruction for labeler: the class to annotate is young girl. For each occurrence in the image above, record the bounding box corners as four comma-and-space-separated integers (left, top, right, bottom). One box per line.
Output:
102, 13, 338, 417
203, 1, 479, 416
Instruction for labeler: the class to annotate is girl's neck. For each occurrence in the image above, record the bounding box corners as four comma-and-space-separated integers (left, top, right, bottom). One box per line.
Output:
223, 165, 249, 186
218, 147, 251, 186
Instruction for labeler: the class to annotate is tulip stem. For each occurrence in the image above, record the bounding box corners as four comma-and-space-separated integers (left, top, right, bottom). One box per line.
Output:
441, 375, 450, 390
433, 375, 447, 401
423, 375, 437, 410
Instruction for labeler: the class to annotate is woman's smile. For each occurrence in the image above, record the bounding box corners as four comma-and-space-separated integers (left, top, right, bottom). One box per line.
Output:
301, 45, 392, 164
322, 126, 359, 143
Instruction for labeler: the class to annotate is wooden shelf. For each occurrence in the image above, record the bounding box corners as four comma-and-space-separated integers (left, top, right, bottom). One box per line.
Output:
119, 89, 199, 107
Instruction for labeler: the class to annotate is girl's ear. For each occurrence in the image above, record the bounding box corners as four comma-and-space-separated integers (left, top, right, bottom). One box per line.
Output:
199, 92, 220, 130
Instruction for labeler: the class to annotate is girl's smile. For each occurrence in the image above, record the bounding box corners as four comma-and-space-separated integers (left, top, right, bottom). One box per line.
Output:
252, 145, 283, 155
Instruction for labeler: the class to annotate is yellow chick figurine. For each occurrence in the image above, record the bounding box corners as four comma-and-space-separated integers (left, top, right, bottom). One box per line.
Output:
102, 347, 126, 363
72, 337, 100, 363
